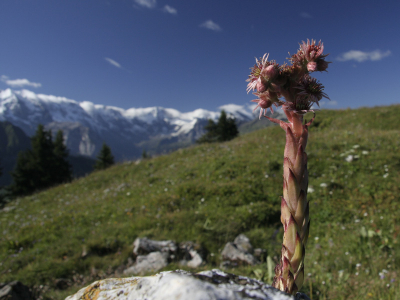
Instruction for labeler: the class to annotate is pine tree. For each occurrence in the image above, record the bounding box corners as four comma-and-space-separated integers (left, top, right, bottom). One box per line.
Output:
94, 143, 115, 170
11, 125, 72, 196
216, 110, 239, 142
10, 150, 37, 195
197, 110, 238, 143
53, 130, 72, 184
197, 119, 219, 143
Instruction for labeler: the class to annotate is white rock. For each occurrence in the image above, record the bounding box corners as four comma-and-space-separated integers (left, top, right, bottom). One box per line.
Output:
133, 237, 177, 255
123, 252, 168, 276
187, 250, 203, 268
66, 269, 293, 300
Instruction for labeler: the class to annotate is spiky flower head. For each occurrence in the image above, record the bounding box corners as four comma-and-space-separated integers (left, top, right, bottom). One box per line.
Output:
251, 90, 280, 118
247, 39, 330, 118
290, 39, 330, 73
246, 53, 280, 93
300, 39, 326, 62
296, 75, 329, 105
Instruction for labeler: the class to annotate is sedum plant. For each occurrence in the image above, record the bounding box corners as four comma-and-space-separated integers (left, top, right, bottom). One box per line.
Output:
246, 39, 330, 295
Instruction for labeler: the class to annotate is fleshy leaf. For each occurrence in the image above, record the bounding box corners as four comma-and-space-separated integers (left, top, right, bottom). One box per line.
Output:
301, 169, 309, 193
294, 190, 307, 227
281, 197, 292, 228
299, 126, 308, 151
287, 169, 300, 212
301, 220, 310, 246
294, 265, 304, 290
283, 216, 298, 259
293, 145, 305, 180
291, 113, 303, 137
284, 127, 297, 164
283, 157, 294, 183
290, 233, 303, 272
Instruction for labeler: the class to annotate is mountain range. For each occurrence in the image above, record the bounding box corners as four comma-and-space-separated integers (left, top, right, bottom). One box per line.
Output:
0, 88, 283, 162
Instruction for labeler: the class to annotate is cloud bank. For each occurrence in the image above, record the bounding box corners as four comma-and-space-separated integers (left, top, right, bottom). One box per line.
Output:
104, 57, 122, 69
1, 75, 42, 88
134, 0, 156, 9
337, 50, 391, 62
163, 5, 177, 14
199, 20, 222, 32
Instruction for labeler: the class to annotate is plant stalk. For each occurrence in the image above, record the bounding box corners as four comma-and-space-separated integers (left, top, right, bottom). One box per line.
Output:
269, 108, 312, 295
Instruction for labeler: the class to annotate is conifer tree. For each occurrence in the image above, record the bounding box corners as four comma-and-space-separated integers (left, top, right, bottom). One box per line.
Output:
197, 119, 219, 143
11, 125, 72, 195
197, 110, 238, 143
216, 110, 239, 142
94, 143, 115, 170
53, 130, 72, 184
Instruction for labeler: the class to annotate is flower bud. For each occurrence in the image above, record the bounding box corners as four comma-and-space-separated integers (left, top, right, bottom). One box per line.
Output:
262, 65, 278, 80
256, 78, 267, 92
307, 62, 317, 72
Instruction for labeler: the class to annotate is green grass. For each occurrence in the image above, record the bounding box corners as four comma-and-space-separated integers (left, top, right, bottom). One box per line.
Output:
1, 105, 399, 300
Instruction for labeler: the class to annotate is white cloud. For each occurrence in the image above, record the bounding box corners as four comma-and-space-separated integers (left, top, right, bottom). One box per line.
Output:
337, 50, 391, 62
134, 0, 156, 9
163, 5, 177, 14
104, 57, 122, 69
199, 20, 222, 32
312, 100, 338, 109
1, 75, 42, 88
300, 12, 312, 18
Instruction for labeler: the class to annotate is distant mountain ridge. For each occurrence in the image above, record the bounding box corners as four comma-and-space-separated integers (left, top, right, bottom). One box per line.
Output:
0, 89, 283, 161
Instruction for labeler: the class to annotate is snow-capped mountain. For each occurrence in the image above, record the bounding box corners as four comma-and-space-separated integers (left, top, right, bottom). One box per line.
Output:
0, 89, 266, 160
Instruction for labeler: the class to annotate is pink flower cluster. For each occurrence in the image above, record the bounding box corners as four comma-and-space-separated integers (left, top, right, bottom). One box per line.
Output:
246, 39, 330, 118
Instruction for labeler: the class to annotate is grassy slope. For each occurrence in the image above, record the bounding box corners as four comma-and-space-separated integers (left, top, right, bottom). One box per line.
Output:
0, 105, 399, 300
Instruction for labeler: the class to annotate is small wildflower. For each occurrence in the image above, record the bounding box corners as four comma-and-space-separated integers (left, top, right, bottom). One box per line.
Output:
356, 263, 361, 268
363, 212, 368, 217
355, 219, 360, 223
345, 155, 353, 162
320, 183, 327, 188
353, 145, 360, 149
345, 252, 349, 255
307, 186, 314, 193
362, 150, 369, 155
314, 236, 319, 241
383, 173, 389, 178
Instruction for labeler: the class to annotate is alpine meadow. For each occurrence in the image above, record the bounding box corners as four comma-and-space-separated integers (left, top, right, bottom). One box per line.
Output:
0, 106, 399, 300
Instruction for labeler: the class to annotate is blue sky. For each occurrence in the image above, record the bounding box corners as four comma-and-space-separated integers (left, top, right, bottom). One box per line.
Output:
1, 0, 399, 112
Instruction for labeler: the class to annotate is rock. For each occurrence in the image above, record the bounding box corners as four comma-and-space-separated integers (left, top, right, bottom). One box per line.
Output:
133, 237, 177, 256
234, 234, 254, 254
0, 281, 33, 300
123, 252, 169, 276
66, 269, 293, 300
187, 250, 203, 268
179, 241, 205, 268
221, 234, 259, 267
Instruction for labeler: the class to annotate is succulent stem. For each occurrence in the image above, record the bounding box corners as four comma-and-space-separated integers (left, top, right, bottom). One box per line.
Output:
271, 110, 310, 295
